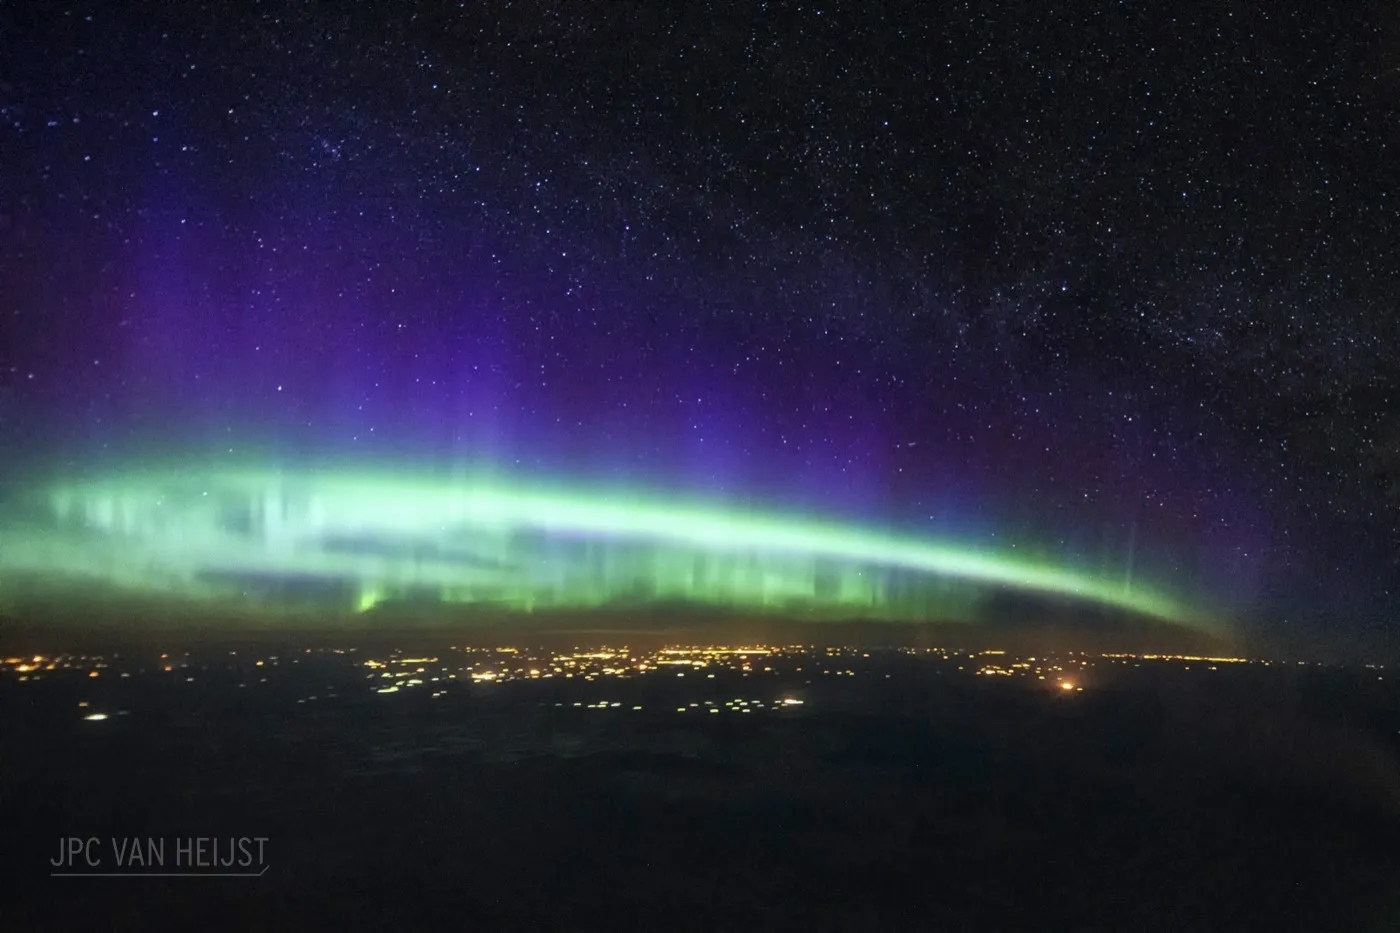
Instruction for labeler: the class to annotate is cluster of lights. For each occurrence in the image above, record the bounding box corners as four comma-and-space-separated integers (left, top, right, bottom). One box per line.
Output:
8, 646, 1388, 725
4, 653, 111, 682
1102, 653, 1249, 664
351, 644, 795, 689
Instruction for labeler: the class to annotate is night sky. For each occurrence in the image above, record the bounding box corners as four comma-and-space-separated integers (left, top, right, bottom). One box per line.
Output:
2, 2, 1398, 652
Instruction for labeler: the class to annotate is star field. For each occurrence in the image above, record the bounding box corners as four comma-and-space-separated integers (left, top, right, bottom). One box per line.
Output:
1, 1, 1397, 652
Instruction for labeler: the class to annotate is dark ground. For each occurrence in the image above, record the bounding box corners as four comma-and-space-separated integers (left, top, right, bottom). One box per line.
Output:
4, 645, 1400, 931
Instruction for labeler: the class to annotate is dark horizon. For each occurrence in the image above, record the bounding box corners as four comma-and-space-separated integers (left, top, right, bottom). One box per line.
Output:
0, 597, 1313, 666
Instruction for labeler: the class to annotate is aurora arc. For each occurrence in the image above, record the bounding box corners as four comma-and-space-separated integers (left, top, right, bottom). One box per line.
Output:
0, 467, 1203, 628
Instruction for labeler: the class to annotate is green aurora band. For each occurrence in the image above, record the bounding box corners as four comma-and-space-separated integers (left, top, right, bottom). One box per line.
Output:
0, 467, 1209, 630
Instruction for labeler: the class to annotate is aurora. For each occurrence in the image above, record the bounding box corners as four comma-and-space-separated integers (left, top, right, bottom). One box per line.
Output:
0, 466, 1206, 629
